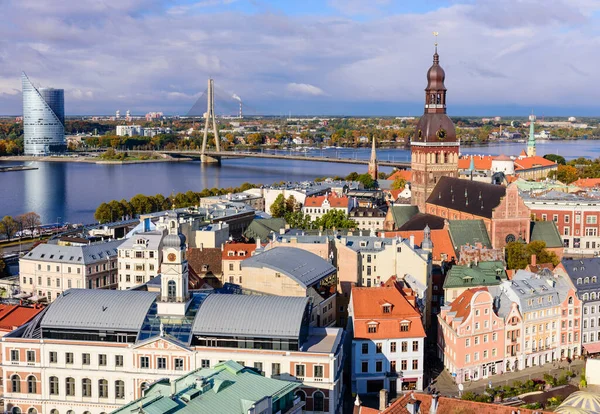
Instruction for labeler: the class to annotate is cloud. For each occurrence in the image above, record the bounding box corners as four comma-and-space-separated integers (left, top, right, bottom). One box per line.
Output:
286, 83, 327, 96
328, 0, 391, 16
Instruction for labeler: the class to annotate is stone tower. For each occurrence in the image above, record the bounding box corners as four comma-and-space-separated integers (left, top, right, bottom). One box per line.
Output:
527, 113, 536, 157
368, 135, 378, 180
411, 44, 459, 212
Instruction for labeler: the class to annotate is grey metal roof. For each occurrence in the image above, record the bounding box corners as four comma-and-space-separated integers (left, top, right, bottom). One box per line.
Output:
502, 271, 561, 313
192, 294, 309, 339
342, 235, 396, 252
563, 258, 600, 295
241, 247, 335, 288
118, 231, 163, 251
41, 289, 157, 331
23, 239, 123, 265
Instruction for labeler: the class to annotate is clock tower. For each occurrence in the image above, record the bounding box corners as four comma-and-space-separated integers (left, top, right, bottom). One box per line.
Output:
411, 42, 459, 212
157, 212, 190, 316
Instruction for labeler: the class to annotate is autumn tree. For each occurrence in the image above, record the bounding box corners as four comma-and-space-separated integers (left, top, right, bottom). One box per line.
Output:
16, 212, 41, 233
0, 216, 18, 241
549, 165, 579, 184
391, 177, 407, 190
505, 240, 559, 270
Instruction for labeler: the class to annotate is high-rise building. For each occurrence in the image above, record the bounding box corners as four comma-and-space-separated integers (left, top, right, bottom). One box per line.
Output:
410, 45, 459, 212
22, 72, 65, 156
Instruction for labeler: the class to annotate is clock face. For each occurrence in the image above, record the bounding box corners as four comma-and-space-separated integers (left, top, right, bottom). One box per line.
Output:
168, 253, 176, 262
437, 129, 446, 140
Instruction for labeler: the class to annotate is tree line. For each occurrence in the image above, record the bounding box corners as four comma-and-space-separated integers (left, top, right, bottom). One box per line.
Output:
0, 212, 42, 241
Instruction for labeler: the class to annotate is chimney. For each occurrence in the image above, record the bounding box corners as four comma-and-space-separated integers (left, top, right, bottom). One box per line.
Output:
409, 235, 415, 248
170, 379, 176, 398
430, 393, 439, 414
256, 237, 261, 249
531, 254, 537, 266
379, 388, 389, 411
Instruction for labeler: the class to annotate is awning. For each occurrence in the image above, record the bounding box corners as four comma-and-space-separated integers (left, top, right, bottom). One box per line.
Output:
584, 343, 600, 354
401, 378, 418, 382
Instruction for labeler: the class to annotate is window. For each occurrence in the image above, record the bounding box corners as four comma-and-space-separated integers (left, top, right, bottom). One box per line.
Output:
474, 336, 479, 345
99, 354, 107, 366
157, 357, 166, 369
483, 350, 488, 358
115, 380, 125, 399
229, 263, 234, 271
66, 378, 75, 396
140, 356, 149, 369
375, 360, 383, 372
167, 280, 176, 300
11, 374, 20, 392
376, 343, 382, 353
587, 215, 597, 224
401, 360, 407, 370
11, 349, 19, 361
465, 338, 470, 347
115, 355, 123, 367
383, 305, 391, 313
400, 322, 410, 332
201, 359, 210, 368
82, 378, 92, 397
368, 324, 377, 333
49, 376, 59, 395
313, 391, 325, 412
413, 341, 419, 352
295, 364, 305, 377
49, 352, 57, 363
412, 360, 418, 370
361, 361, 369, 373
586, 228, 597, 237
175, 358, 184, 370
99, 379, 108, 398
314, 365, 324, 378
362, 343, 369, 354
474, 352, 479, 361
272, 363, 281, 376
390, 361, 397, 372
390, 342, 397, 352
253, 362, 263, 374
82, 353, 90, 365
402, 341, 408, 352
27, 375, 37, 393
66, 352, 74, 364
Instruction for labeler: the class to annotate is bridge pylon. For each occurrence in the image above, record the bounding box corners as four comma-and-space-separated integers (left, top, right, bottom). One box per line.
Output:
200, 78, 221, 164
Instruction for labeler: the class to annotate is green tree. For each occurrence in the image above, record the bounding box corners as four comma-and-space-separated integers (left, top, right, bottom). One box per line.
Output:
0, 256, 5, 276
130, 194, 154, 215
314, 210, 356, 229
94, 203, 112, 223
284, 211, 311, 229
285, 195, 297, 213
345, 172, 359, 181
505, 242, 529, 270
0, 216, 18, 241
549, 165, 579, 184
356, 173, 377, 189
270, 194, 287, 218
544, 154, 566, 165
391, 177, 407, 190
526, 240, 560, 266
108, 200, 126, 221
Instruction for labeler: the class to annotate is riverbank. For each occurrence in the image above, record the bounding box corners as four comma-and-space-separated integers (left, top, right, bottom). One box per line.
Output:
0, 155, 193, 164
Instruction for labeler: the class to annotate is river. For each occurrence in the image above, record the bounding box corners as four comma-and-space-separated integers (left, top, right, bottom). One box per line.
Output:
0, 140, 597, 224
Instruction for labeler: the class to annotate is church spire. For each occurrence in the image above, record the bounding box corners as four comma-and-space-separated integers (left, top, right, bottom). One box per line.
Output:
527, 112, 536, 157
368, 135, 378, 180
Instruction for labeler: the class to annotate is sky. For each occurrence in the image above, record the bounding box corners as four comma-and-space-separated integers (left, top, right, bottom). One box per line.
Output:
0, 0, 599, 116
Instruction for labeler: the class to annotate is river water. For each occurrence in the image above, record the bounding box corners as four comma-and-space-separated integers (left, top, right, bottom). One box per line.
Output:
0, 140, 597, 224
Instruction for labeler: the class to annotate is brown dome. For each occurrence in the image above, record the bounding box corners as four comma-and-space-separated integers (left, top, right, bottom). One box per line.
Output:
413, 113, 457, 144
426, 52, 446, 91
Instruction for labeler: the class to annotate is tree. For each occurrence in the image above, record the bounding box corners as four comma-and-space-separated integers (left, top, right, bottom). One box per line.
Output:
506, 240, 560, 269
544, 154, 566, 165
0, 216, 18, 241
549, 165, 579, 184
130, 194, 154, 215
270, 194, 287, 218
0, 256, 5, 277
94, 203, 112, 223
391, 177, 407, 190
16, 212, 41, 235
356, 173, 376, 189
526, 240, 560, 266
285, 195, 297, 213
284, 211, 311, 229
314, 210, 356, 229
345, 172, 359, 181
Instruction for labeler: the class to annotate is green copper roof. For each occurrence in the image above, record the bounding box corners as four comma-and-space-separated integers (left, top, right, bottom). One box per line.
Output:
443, 261, 507, 289
389, 205, 419, 229
448, 220, 492, 252
530, 221, 563, 248
110, 360, 300, 414
244, 218, 286, 241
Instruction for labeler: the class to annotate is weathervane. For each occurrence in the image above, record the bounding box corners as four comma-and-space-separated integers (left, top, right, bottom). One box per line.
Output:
433, 31, 439, 52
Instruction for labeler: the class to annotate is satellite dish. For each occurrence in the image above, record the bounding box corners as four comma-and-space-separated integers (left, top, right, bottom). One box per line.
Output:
458, 383, 464, 391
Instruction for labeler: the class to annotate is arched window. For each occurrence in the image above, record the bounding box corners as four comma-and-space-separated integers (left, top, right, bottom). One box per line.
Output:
568, 297, 574, 304
167, 280, 176, 300
65, 378, 75, 396
584, 293, 589, 300
50, 410, 59, 414
140, 382, 148, 396
82, 378, 92, 397
115, 380, 125, 399
99, 379, 108, 398
66, 411, 75, 414
27, 376, 37, 394
12, 407, 21, 414
593, 276, 598, 283
593, 293, 598, 300
313, 391, 325, 412
49, 376, 59, 395
577, 278, 582, 285
11, 374, 21, 393
27, 409, 37, 414
585, 277, 590, 284
295, 390, 306, 402
83, 412, 91, 414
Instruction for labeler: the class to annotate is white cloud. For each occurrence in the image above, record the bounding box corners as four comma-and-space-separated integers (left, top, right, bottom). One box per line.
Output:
286, 83, 327, 96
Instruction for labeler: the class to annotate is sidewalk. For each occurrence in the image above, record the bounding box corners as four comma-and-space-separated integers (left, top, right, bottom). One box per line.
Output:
432, 359, 584, 397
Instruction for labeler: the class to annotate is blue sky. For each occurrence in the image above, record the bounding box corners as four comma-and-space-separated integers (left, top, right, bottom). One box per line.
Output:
0, 0, 599, 116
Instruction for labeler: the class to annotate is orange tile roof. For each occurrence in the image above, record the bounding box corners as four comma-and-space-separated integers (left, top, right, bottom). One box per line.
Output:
514, 156, 556, 170
388, 170, 412, 182
0, 304, 45, 332
304, 194, 349, 208
222, 242, 258, 260
381, 229, 454, 262
351, 285, 425, 340
573, 178, 600, 188
458, 155, 493, 170
447, 288, 487, 321
383, 392, 552, 414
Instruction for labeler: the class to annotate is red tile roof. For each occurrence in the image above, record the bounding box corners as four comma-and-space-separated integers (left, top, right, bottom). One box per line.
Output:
383, 392, 552, 414
573, 178, 600, 188
222, 242, 258, 261
388, 170, 412, 182
351, 284, 425, 340
0, 304, 45, 332
381, 229, 454, 262
458, 155, 494, 170
447, 288, 488, 321
514, 156, 556, 170
304, 194, 349, 208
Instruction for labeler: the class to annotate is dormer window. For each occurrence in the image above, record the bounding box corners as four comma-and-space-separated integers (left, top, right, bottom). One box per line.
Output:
202, 265, 208, 271
577, 278, 582, 285
400, 321, 410, 332
238, 251, 246, 257
383, 305, 391, 314
367, 322, 378, 334
360, 241, 367, 247
228, 251, 235, 256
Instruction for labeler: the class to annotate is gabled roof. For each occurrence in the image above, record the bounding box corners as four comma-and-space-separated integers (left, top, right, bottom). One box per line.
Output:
427, 176, 506, 219
304, 194, 349, 208
381, 229, 454, 262
222, 242, 258, 260
458, 155, 493, 170
447, 288, 488, 321
388, 170, 412, 182
448, 220, 492, 251
573, 178, 600, 188
562, 258, 600, 291
41, 289, 157, 331
244, 218, 286, 241
351, 285, 425, 340
514, 156, 556, 170
192, 294, 309, 339
187, 247, 222, 276
443, 261, 507, 289
0, 304, 45, 331
398, 213, 445, 231
530, 221, 563, 248
388, 205, 419, 229
241, 247, 335, 288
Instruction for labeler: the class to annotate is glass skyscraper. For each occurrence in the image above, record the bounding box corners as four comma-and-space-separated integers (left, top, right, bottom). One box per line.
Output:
22, 72, 65, 155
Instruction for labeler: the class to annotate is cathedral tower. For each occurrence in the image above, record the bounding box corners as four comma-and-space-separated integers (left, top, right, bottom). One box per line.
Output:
527, 113, 536, 157
411, 41, 459, 212
368, 135, 378, 180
